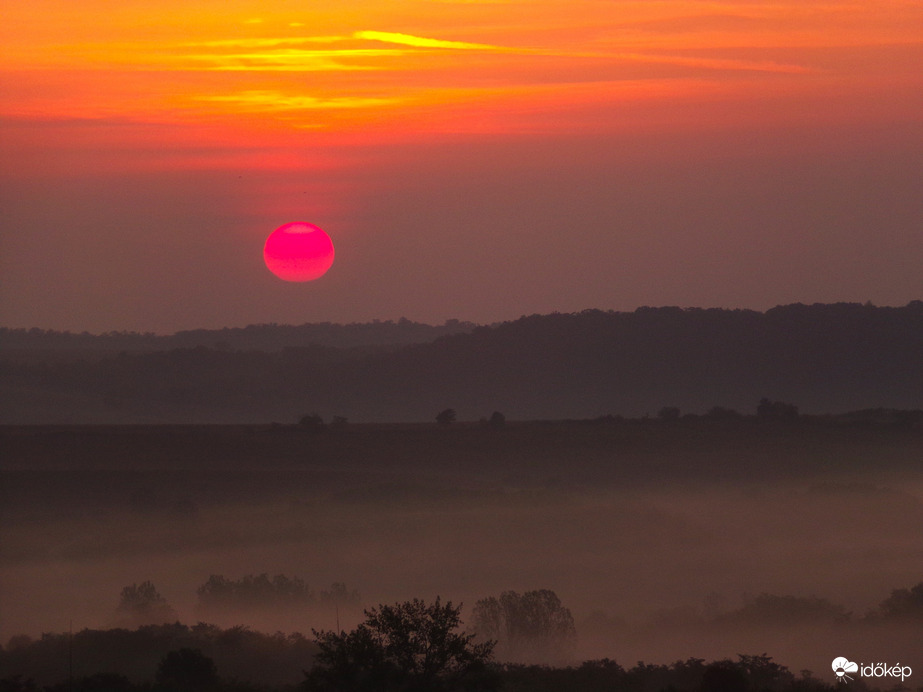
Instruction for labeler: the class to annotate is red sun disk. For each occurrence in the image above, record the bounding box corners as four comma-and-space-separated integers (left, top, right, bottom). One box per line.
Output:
263, 222, 335, 281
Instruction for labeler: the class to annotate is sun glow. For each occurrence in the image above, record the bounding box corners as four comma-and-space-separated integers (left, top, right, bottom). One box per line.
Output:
263, 222, 335, 282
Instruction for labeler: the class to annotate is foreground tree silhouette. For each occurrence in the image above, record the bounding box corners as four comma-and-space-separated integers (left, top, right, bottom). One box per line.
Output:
303, 597, 497, 692
700, 660, 748, 692
155, 648, 219, 692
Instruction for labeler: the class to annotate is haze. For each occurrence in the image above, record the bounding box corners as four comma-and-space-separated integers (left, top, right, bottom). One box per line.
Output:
2, 422, 921, 676
2, 1, 922, 333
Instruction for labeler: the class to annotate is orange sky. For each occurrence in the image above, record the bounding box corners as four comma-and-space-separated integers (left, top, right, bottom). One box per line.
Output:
1, 1, 922, 332
5, 1, 921, 142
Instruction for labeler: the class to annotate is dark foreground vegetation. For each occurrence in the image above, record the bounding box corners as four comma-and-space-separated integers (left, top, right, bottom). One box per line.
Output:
1, 623, 314, 690
4, 583, 922, 691
0, 647, 844, 692
0, 623, 845, 692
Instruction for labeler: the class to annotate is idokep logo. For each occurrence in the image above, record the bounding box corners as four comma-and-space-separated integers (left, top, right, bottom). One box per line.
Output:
832, 657, 912, 683
832, 658, 858, 682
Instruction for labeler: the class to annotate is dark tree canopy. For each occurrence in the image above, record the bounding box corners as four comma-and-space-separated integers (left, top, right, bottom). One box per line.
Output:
658, 406, 681, 422
155, 648, 219, 692
756, 398, 799, 419
304, 597, 496, 692
41, 673, 136, 692
196, 573, 313, 611
0, 622, 317, 688
877, 581, 923, 619
700, 661, 749, 692
718, 593, 850, 625
116, 581, 176, 626
436, 408, 457, 425
319, 581, 361, 606
299, 413, 326, 430
472, 589, 575, 663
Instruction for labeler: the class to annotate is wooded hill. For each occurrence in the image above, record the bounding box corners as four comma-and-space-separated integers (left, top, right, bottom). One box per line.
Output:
2, 302, 922, 423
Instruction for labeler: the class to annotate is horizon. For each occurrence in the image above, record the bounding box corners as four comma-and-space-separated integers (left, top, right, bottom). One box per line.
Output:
4, 297, 922, 338
3, 1, 922, 334
5, 299, 922, 424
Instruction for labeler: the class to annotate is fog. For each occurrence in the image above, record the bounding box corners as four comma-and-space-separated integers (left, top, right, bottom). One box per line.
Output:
1, 422, 920, 674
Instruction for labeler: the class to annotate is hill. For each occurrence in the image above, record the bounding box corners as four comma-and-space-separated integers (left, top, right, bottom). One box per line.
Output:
2, 302, 922, 423
0, 317, 475, 362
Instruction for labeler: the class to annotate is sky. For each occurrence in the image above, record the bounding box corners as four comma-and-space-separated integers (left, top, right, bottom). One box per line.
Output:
1, 0, 922, 334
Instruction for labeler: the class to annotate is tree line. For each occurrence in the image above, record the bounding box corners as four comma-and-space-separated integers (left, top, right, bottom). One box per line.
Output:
114, 576, 923, 632
4, 581, 921, 690
115, 577, 362, 628
0, 318, 475, 358
4, 301, 923, 423
0, 616, 835, 692
114, 580, 577, 662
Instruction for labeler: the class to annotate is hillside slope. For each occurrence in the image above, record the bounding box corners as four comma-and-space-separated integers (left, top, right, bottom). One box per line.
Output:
2, 302, 921, 423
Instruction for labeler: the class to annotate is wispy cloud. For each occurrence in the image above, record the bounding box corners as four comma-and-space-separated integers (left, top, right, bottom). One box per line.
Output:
177, 30, 521, 72
187, 48, 397, 72
199, 90, 399, 110
352, 30, 510, 51
181, 36, 347, 48
2, 15, 822, 129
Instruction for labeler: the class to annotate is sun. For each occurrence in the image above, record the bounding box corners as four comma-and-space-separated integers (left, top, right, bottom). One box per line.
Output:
263, 222, 335, 281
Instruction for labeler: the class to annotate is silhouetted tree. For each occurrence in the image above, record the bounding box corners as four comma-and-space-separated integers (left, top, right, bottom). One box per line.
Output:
116, 581, 176, 626
155, 648, 219, 692
877, 581, 923, 619
756, 398, 799, 419
736, 654, 794, 691
705, 406, 742, 420
700, 661, 748, 692
488, 411, 506, 428
304, 597, 496, 692
495, 656, 797, 692
472, 589, 575, 663
658, 406, 681, 422
44, 673, 136, 692
0, 623, 318, 688
320, 582, 361, 606
719, 594, 850, 625
299, 413, 326, 430
3, 635, 34, 651
436, 408, 457, 425
0, 676, 40, 692
196, 573, 313, 611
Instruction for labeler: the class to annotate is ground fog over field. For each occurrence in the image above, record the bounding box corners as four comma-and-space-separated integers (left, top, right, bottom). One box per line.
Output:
1, 421, 921, 675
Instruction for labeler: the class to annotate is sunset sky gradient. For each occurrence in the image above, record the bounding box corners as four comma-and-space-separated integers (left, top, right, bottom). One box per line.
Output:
2, 0, 921, 332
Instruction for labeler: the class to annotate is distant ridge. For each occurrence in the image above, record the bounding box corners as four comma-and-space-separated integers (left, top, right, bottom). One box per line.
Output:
2, 302, 921, 424
0, 317, 477, 358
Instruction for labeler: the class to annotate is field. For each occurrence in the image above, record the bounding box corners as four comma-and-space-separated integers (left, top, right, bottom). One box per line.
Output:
1, 418, 921, 676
